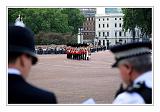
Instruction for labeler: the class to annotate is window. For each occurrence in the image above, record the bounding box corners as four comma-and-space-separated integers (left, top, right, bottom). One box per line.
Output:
115, 18, 117, 20
119, 18, 121, 20
99, 32, 101, 37
103, 18, 105, 21
103, 24, 105, 28
119, 31, 122, 37
99, 19, 100, 21
103, 32, 105, 37
115, 31, 117, 37
115, 23, 117, 27
107, 18, 109, 20
103, 40, 105, 46
87, 18, 89, 21
107, 32, 109, 37
119, 39, 122, 43
99, 24, 100, 28
107, 24, 109, 28
98, 40, 101, 45
119, 23, 122, 27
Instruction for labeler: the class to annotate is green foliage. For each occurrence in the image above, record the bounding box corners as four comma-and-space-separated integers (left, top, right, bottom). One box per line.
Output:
134, 8, 152, 37
61, 8, 85, 35
8, 8, 85, 45
35, 32, 77, 45
122, 8, 152, 39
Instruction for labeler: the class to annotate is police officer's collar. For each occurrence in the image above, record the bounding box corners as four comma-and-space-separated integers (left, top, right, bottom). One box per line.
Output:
134, 71, 152, 88
8, 68, 21, 76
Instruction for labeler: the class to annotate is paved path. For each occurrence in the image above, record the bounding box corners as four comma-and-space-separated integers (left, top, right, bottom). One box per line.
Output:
28, 51, 121, 104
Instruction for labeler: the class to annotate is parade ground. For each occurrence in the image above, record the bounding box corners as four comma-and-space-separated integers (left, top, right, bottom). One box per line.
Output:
28, 50, 121, 104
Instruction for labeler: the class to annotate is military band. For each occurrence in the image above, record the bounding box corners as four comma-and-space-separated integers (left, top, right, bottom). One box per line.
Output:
66, 47, 90, 60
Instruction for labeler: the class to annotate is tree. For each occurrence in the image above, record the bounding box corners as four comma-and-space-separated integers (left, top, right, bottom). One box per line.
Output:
8, 8, 85, 45
134, 8, 152, 38
8, 8, 72, 34
122, 8, 137, 42
61, 8, 85, 35
35, 32, 77, 45
122, 8, 152, 41
8, 8, 85, 35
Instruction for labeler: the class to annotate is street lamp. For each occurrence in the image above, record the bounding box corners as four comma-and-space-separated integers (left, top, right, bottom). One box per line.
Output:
115, 31, 117, 45
105, 35, 107, 42
105, 35, 108, 49
95, 35, 98, 46
78, 26, 83, 44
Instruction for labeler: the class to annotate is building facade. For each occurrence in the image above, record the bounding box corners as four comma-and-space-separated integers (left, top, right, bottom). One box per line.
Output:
80, 8, 96, 43
95, 13, 141, 47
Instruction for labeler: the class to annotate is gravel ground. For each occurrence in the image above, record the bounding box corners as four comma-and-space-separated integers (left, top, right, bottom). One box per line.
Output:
27, 50, 121, 104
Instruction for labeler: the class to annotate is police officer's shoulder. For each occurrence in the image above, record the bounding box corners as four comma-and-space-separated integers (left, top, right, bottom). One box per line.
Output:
113, 92, 145, 104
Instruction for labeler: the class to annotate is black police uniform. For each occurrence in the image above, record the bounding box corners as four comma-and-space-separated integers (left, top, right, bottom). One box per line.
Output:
8, 25, 57, 104
8, 74, 57, 104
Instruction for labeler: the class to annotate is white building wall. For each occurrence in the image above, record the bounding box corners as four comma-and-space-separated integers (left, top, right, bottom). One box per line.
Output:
95, 13, 141, 46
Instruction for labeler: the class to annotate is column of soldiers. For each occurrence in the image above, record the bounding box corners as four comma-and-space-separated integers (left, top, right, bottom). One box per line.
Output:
35, 45, 107, 55
90, 45, 106, 53
36, 46, 66, 55
66, 47, 91, 60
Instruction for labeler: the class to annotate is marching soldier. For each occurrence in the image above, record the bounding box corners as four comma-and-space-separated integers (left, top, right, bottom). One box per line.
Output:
71, 48, 74, 59
66, 48, 69, 59
68, 48, 71, 59
79, 48, 83, 60
110, 42, 152, 104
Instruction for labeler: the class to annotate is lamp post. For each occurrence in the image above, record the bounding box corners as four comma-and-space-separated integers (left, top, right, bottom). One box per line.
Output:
115, 31, 118, 45
105, 35, 108, 49
78, 26, 83, 44
94, 35, 98, 46
105, 35, 107, 46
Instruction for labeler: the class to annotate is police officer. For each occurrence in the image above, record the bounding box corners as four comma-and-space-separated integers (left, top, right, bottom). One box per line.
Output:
8, 25, 57, 104
110, 42, 152, 104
